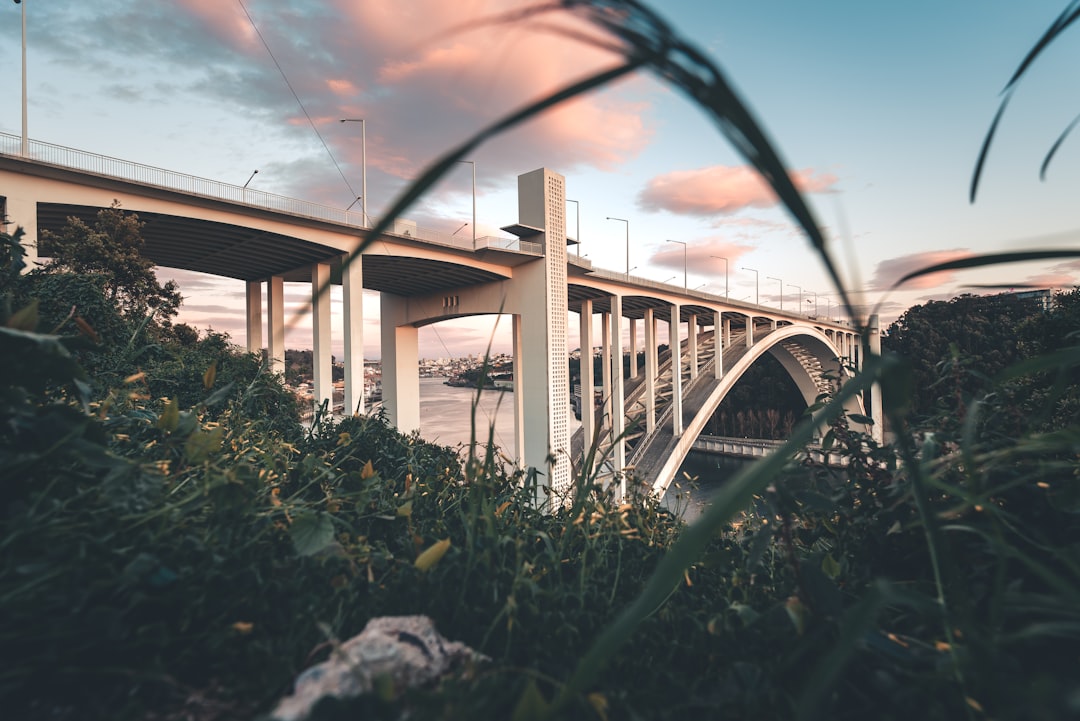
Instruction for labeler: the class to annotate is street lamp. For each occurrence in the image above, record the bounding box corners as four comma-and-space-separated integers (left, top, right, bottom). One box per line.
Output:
767, 276, 783, 310
339, 118, 368, 227
457, 159, 476, 249
806, 291, 818, 317
606, 216, 629, 274
662, 276, 676, 284
742, 267, 759, 305
822, 296, 832, 321
17, 0, 27, 155
711, 256, 729, 298
787, 284, 803, 313
567, 199, 580, 256
243, 169, 258, 189
345, 196, 362, 211
667, 239, 687, 290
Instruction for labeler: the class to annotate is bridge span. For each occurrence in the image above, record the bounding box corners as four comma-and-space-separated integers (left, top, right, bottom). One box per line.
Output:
1, 133, 878, 502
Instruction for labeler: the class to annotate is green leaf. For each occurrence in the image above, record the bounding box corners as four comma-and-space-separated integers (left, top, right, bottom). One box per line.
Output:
8, 299, 39, 331
157, 397, 180, 432
846, 413, 874, 426
290, 512, 337, 557
821, 553, 841, 580
510, 678, 549, 721
185, 425, 223, 463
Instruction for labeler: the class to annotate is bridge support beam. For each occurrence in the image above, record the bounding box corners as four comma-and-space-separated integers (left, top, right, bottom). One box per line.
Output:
671, 302, 683, 437
380, 292, 420, 433
688, 313, 699, 380
644, 307, 657, 434
601, 312, 611, 429
746, 316, 754, 347
512, 315, 526, 470
342, 253, 365, 416
267, 276, 285, 376
245, 281, 262, 355
610, 295, 626, 477
869, 314, 883, 445
714, 310, 723, 379
311, 263, 333, 412
579, 299, 595, 456
628, 318, 638, 379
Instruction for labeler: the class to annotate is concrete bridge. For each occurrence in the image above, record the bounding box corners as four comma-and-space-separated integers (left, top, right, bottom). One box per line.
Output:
0, 133, 877, 503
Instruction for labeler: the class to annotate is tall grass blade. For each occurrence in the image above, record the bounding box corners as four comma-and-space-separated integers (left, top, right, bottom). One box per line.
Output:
890, 249, 1080, 290
1040, 110, 1080, 180
555, 355, 888, 708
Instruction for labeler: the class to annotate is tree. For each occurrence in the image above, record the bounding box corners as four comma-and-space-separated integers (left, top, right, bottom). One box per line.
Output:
38, 203, 182, 323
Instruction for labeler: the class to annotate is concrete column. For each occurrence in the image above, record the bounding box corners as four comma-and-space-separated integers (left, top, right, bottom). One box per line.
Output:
714, 310, 723, 379
380, 292, 420, 433
671, 302, 683, 437
512, 314, 526, 469
342, 253, 365, 416
509, 168, 570, 501
245, 281, 263, 355
610, 295, 625, 474
724, 317, 731, 347
601, 311, 611, 425
4, 196, 38, 271
311, 263, 333, 411
644, 307, 657, 434
579, 299, 595, 454
628, 317, 638, 379
746, 315, 754, 347
267, 276, 285, 376
869, 314, 883, 445
688, 313, 699, 380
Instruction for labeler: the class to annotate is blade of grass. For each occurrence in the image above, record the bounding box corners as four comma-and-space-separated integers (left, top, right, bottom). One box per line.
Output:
553, 354, 889, 709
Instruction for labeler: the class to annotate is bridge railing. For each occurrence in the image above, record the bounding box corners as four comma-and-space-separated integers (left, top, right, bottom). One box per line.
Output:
0, 133, 542, 257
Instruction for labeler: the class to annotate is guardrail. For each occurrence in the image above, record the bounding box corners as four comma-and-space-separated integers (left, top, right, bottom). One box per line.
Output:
0, 132, 542, 257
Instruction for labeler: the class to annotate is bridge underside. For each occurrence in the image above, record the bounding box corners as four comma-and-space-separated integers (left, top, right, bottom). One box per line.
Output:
34, 202, 508, 293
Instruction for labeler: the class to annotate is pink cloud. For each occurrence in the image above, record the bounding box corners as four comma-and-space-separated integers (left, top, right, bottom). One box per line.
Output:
869, 249, 975, 291
638, 165, 839, 216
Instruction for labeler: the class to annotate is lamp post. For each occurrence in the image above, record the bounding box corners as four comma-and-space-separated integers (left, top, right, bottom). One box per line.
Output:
787, 284, 802, 313
457, 159, 476, 249
667, 239, 687, 290
742, 267, 759, 305
767, 276, 783, 310
711, 256, 729, 298
822, 296, 832, 321
806, 291, 818, 317
243, 169, 258, 189
567, 199, 580, 256
17, 0, 27, 156
606, 216, 629, 274
339, 118, 367, 227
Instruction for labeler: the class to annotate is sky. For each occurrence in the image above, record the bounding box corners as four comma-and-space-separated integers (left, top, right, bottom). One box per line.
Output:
3, 0, 1080, 359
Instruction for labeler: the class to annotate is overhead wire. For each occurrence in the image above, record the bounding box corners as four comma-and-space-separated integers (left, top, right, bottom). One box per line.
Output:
236, 0, 358, 202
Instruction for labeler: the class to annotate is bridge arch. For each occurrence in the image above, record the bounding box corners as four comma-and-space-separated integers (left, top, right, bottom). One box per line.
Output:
648, 324, 865, 497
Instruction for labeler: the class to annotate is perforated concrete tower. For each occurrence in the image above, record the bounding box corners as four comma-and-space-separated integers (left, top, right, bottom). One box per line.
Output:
512, 168, 571, 502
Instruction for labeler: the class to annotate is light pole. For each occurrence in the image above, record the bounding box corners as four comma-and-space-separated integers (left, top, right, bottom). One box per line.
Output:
787, 284, 803, 313
457, 159, 476, 249
17, 0, 27, 156
243, 169, 258, 189
806, 291, 818, 317
339, 118, 367, 227
567, 199, 580, 256
711, 256, 729, 298
767, 276, 782, 310
742, 267, 759, 305
822, 296, 832, 321
606, 216, 629, 274
667, 239, 687, 290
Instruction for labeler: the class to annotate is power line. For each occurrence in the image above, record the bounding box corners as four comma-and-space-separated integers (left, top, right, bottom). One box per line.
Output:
237, 1, 358, 201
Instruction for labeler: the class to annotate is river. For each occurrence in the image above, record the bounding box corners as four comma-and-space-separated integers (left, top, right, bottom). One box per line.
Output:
416, 377, 745, 521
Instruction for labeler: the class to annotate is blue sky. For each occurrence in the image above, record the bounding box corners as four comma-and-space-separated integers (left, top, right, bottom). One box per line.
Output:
3, 1, 1079, 357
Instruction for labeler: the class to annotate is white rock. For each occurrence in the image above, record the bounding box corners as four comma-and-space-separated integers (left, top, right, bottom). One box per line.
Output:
271, 615, 485, 721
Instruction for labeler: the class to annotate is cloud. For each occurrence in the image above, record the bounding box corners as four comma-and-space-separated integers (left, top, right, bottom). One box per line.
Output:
868, 249, 975, 291
649, 237, 756, 278
638, 165, 839, 216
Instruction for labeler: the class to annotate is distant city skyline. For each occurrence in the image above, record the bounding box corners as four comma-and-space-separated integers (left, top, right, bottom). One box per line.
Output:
6, 1, 1080, 358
